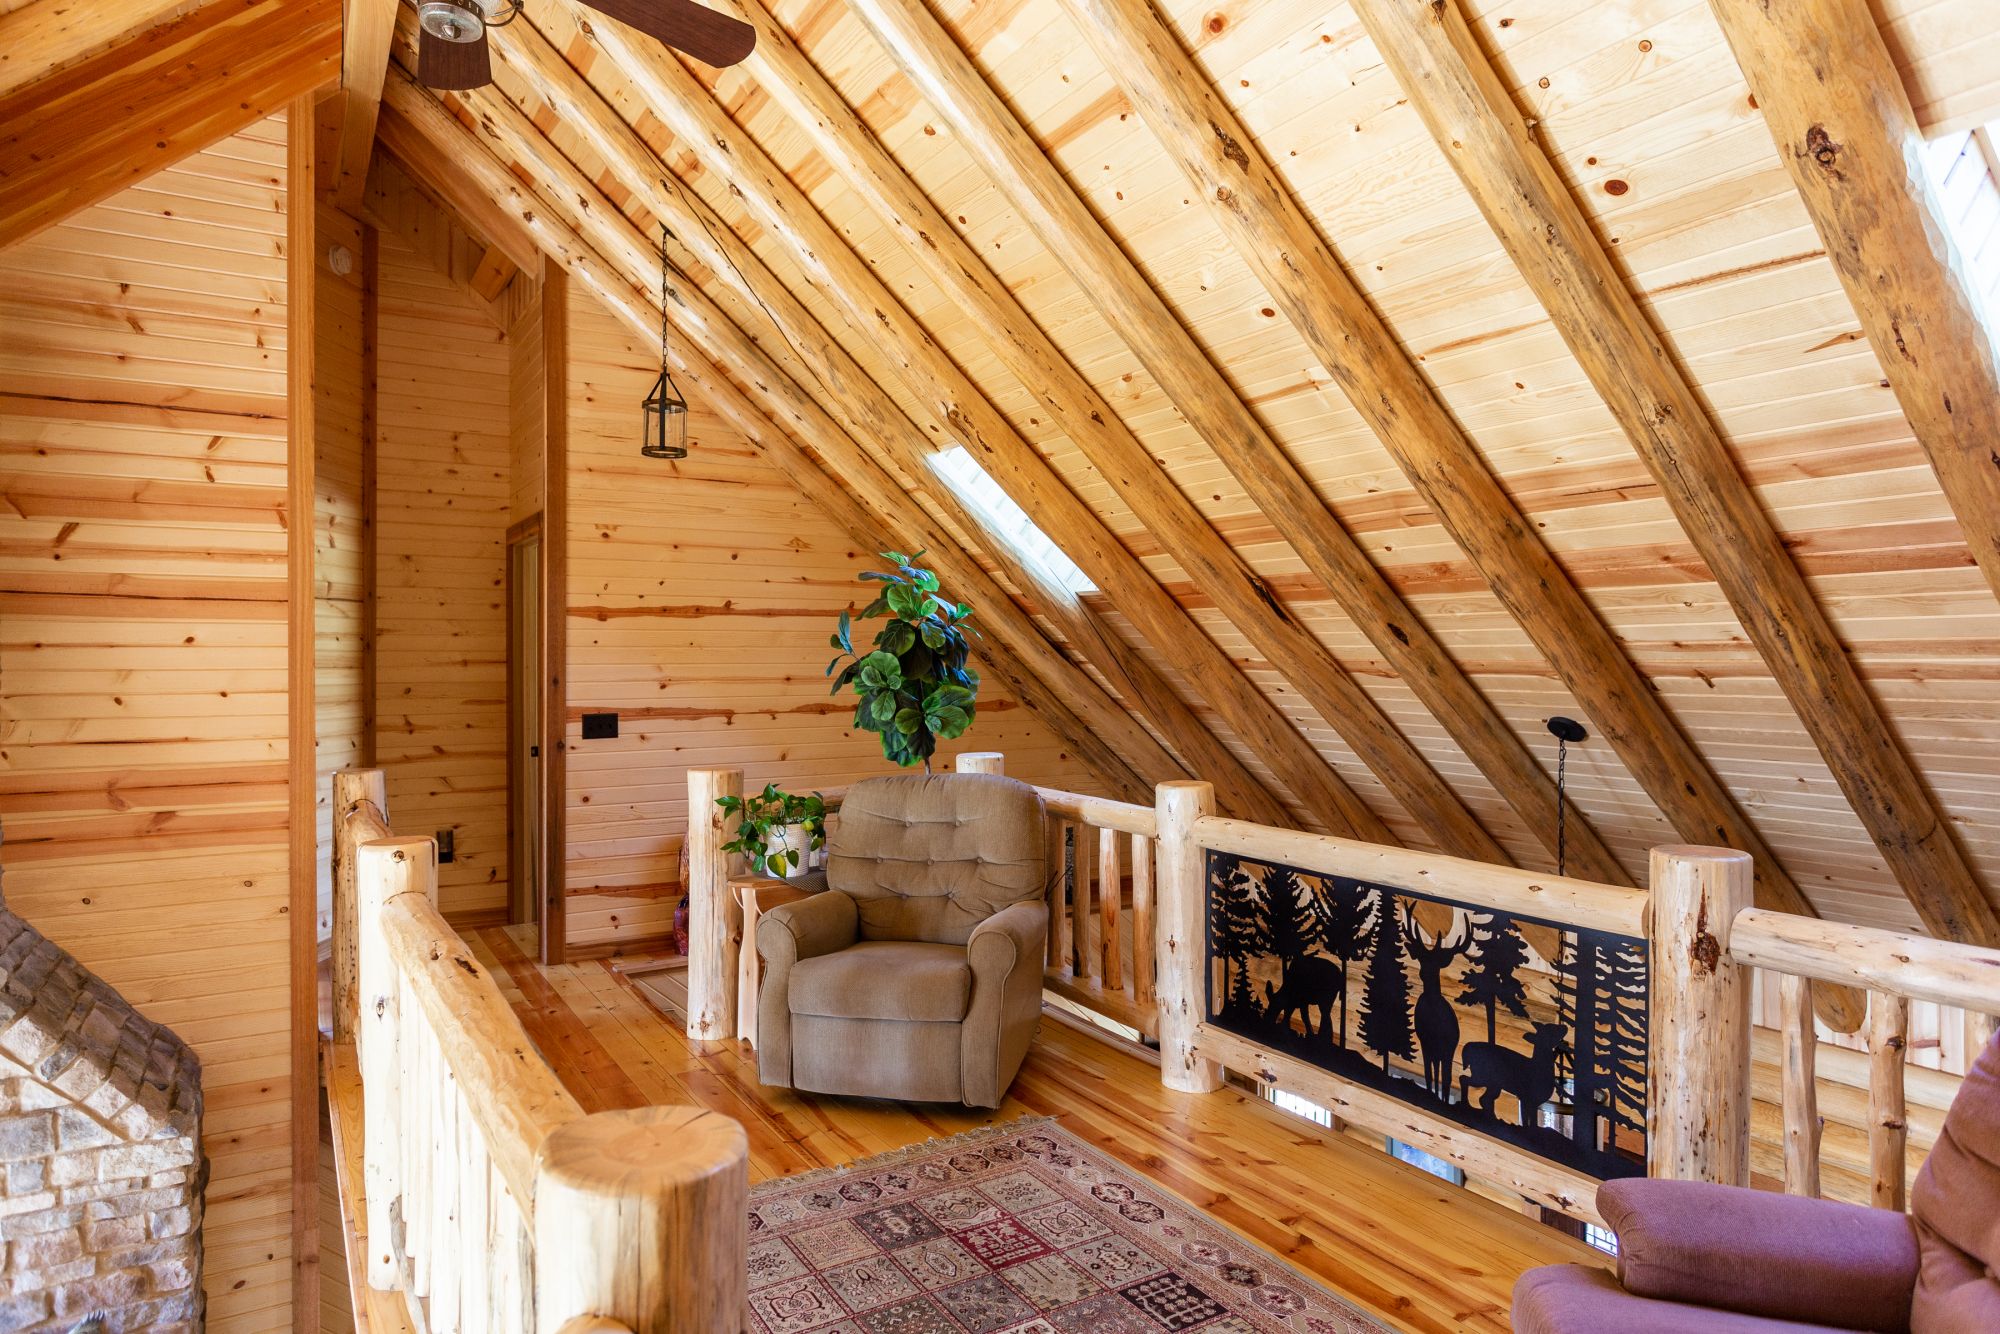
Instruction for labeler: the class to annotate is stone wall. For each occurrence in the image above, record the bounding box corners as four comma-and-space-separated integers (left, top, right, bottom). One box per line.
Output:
0, 910, 204, 1331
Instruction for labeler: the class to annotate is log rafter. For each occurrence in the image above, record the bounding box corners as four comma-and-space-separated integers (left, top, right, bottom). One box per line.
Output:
1349, 0, 1998, 963
516, 0, 1403, 839
451, 12, 1286, 823
836, 0, 1599, 871
1705, 0, 2000, 609
376, 69, 1170, 808
1050, 0, 1819, 898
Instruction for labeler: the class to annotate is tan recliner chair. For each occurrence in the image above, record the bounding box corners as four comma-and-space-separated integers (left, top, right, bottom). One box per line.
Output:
755, 772, 1049, 1108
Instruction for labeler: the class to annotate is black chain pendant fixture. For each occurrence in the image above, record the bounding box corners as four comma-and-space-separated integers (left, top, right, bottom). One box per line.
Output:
641, 220, 690, 460
1547, 716, 1587, 876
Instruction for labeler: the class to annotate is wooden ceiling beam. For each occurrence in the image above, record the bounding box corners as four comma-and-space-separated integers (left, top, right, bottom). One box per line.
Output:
0, 0, 204, 100
333, 0, 402, 211
1351, 0, 1998, 964
377, 69, 1168, 804
1058, 0, 1814, 892
1707, 0, 2000, 608
0, 0, 341, 249
842, 0, 1547, 866
479, 10, 1301, 828
515, 4, 1355, 835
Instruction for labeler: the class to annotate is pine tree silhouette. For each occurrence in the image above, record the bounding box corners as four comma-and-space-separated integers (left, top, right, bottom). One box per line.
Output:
1208, 857, 1263, 1020
1559, 934, 1607, 1154
1259, 867, 1313, 986
1357, 888, 1415, 1074
1311, 877, 1374, 1049
1605, 937, 1649, 1143
1455, 911, 1531, 1044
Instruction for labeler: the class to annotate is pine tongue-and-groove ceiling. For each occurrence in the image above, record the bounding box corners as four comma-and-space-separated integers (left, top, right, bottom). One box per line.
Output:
5, 0, 1996, 951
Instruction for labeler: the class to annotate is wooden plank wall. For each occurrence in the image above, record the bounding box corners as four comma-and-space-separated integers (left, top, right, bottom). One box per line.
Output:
0, 115, 298, 1330
315, 201, 367, 944
372, 235, 512, 923
560, 282, 1091, 951
509, 278, 546, 527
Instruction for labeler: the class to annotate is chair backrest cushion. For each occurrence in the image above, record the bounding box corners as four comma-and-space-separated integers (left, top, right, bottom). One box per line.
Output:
826, 773, 1047, 944
1912, 1029, 2000, 1330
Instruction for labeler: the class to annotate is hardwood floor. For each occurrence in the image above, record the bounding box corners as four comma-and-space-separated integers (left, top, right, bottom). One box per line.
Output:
460, 924, 1599, 1333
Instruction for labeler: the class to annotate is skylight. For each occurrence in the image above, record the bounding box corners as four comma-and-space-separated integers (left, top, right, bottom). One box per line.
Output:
930, 445, 1098, 595
1921, 126, 2000, 322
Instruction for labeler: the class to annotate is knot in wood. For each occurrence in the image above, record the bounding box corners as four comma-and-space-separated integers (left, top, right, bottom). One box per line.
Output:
1209, 121, 1249, 171
1690, 930, 1721, 975
1804, 125, 1842, 177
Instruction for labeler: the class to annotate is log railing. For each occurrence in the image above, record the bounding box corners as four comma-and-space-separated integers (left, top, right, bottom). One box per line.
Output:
1728, 911, 2000, 1207
333, 769, 749, 1333
686, 752, 1163, 1046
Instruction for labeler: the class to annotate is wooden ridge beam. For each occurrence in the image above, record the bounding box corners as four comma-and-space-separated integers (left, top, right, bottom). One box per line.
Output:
512, 2, 1350, 835
333, 0, 402, 211
842, 0, 1538, 866
712, 0, 1621, 883
1350, 0, 1998, 963
0, 0, 341, 249
375, 73, 1167, 804
1707, 0, 2000, 608
1054, 0, 1799, 891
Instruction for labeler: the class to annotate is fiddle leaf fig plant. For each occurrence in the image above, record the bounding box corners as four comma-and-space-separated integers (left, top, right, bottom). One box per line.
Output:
827, 550, 978, 771
716, 784, 827, 877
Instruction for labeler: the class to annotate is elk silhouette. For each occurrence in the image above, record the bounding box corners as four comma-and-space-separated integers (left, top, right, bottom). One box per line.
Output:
1262, 954, 1343, 1040
1459, 1022, 1570, 1126
1401, 907, 1471, 1098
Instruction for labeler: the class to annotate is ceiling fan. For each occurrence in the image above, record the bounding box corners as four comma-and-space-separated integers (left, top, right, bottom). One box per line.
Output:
415, 0, 756, 91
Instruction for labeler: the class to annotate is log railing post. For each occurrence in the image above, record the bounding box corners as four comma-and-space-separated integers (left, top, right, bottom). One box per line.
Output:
954, 751, 1005, 775
686, 768, 744, 1042
356, 833, 439, 1287
1869, 991, 1910, 1210
1778, 972, 1820, 1197
333, 767, 388, 1041
534, 1106, 750, 1333
1647, 845, 1753, 1185
1155, 781, 1221, 1093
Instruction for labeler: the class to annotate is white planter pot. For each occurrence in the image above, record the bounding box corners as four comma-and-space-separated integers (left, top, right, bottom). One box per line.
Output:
763, 824, 817, 878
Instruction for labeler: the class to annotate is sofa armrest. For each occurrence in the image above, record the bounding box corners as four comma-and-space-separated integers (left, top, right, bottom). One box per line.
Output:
962, 902, 1049, 1109
1600, 1178, 1918, 1331
754, 891, 857, 1088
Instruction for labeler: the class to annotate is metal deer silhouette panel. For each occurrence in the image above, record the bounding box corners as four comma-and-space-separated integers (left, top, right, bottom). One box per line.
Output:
1204, 851, 1647, 1179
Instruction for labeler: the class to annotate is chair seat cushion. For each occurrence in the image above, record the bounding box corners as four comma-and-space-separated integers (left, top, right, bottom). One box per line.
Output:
1514, 1266, 1862, 1334
789, 941, 970, 1023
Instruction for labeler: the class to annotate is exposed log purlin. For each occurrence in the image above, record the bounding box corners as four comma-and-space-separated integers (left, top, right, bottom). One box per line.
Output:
1352, 0, 1996, 972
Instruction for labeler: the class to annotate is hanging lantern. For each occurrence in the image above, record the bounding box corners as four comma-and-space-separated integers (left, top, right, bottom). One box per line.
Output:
642, 223, 689, 460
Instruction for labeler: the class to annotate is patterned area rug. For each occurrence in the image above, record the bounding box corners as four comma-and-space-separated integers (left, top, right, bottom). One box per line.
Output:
746, 1117, 1392, 1333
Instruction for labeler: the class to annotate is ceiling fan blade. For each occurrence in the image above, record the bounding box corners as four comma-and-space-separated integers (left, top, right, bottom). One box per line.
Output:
418, 24, 493, 90
586, 0, 756, 67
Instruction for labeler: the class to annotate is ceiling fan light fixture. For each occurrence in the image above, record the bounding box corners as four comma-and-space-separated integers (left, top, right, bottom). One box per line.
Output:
418, 0, 484, 43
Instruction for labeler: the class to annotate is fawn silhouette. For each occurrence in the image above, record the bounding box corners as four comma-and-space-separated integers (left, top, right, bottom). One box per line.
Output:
1459, 1022, 1569, 1126
1401, 907, 1471, 1099
1262, 954, 1343, 1040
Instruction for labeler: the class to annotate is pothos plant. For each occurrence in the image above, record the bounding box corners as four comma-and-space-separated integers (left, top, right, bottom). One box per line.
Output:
827, 550, 978, 771
716, 783, 827, 877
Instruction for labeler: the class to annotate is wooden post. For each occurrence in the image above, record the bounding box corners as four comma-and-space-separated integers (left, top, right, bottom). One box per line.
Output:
333, 767, 388, 1042
686, 769, 743, 1042
954, 751, 1004, 775
1131, 833, 1155, 1009
1647, 845, 1752, 1185
1869, 991, 1910, 1211
356, 833, 438, 1287
1778, 972, 1820, 1197
1155, 781, 1221, 1094
1099, 825, 1122, 989
534, 1106, 750, 1333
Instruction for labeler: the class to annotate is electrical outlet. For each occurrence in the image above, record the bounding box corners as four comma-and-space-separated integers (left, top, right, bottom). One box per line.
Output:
582, 712, 619, 740
437, 829, 455, 864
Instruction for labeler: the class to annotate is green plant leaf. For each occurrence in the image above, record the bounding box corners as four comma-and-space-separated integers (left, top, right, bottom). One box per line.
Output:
879, 621, 916, 655
894, 706, 923, 735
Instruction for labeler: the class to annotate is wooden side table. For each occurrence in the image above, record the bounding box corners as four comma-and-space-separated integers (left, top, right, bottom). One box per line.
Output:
730, 876, 816, 1048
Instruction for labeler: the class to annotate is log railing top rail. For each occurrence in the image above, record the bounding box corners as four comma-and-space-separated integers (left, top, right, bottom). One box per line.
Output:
1192, 814, 1648, 938
1730, 908, 2000, 1015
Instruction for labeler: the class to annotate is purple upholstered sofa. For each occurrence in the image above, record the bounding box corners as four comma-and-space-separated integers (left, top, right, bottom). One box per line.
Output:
1514, 1032, 2000, 1333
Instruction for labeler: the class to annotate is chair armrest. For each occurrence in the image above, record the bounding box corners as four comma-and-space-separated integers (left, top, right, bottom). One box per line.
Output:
1600, 1178, 1917, 1330
758, 890, 857, 969
961, 902, 1049, 1109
